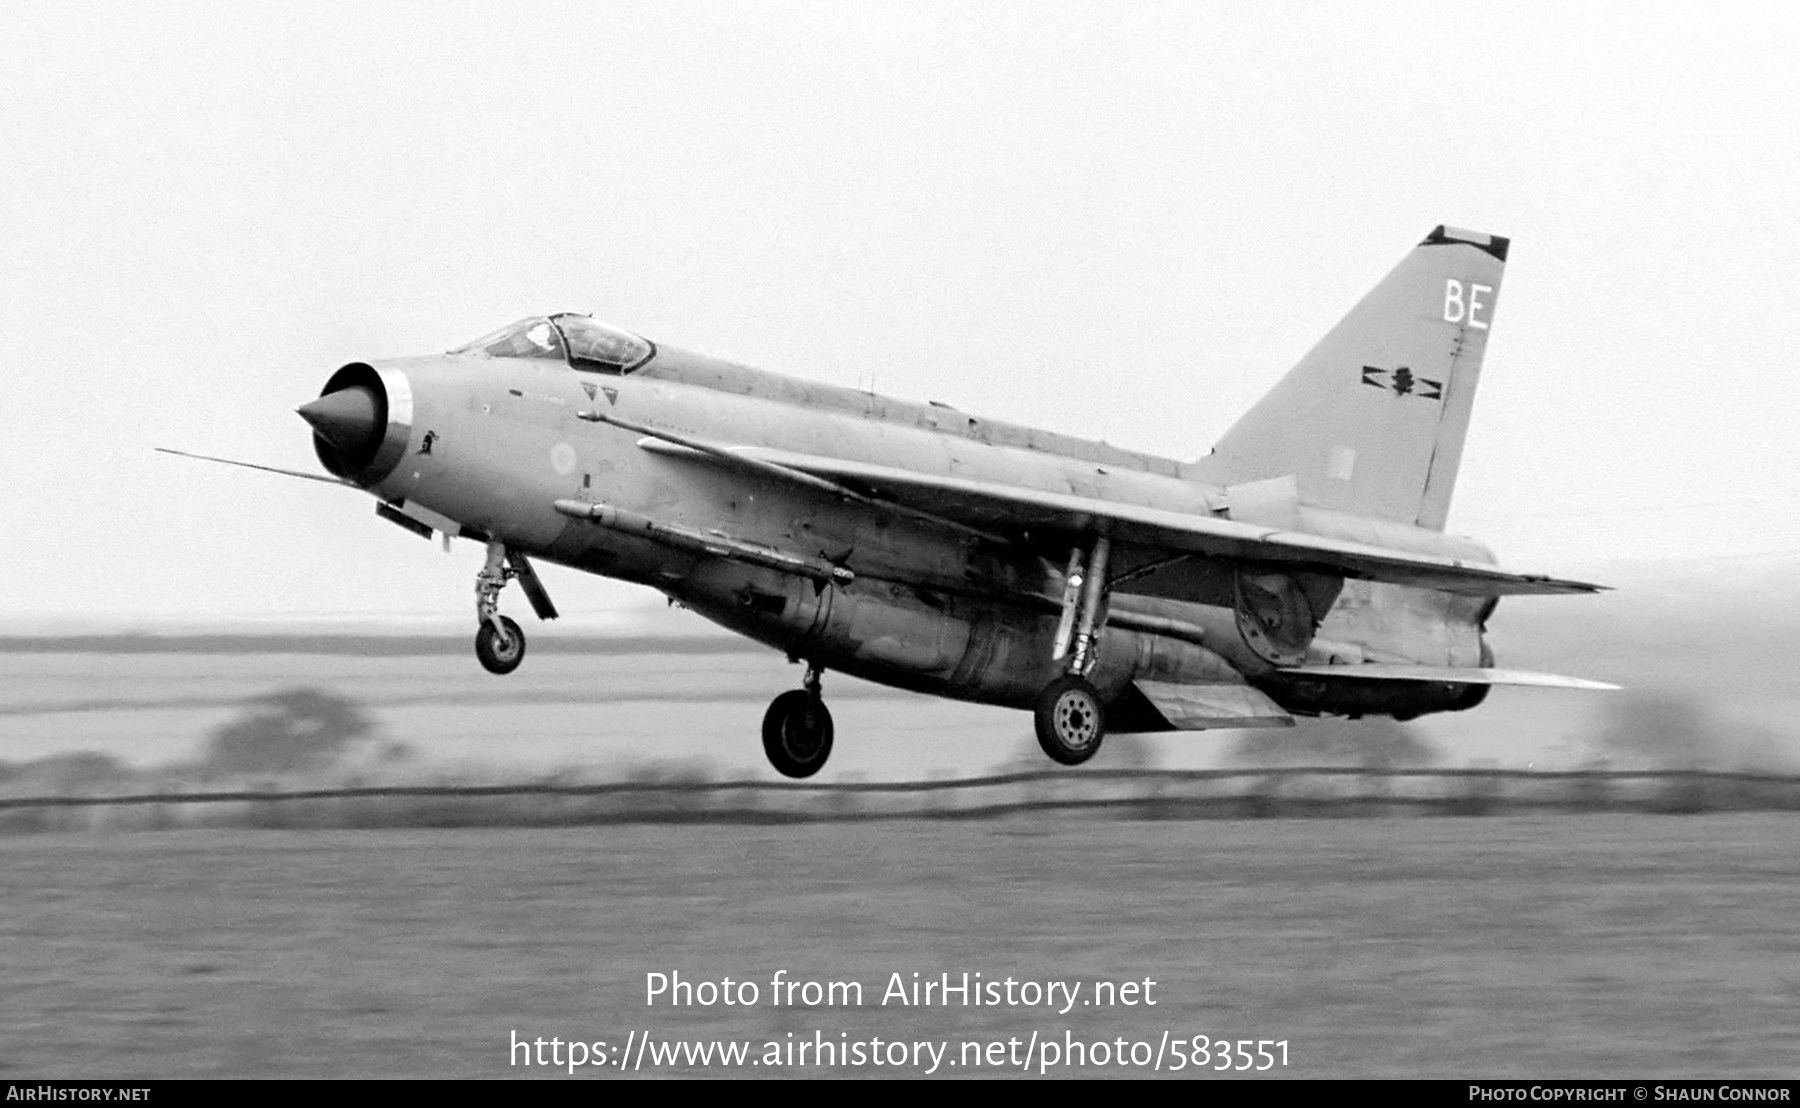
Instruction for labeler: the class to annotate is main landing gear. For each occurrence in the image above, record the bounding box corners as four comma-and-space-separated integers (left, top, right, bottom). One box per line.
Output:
762, 663, 834, 778
1034, 536, 1112, 766
473, 540, 558, 675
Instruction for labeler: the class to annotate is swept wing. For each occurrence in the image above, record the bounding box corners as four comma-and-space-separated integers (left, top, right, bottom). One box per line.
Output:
1278, 664, 1618, 689
594, 414, 1602, 598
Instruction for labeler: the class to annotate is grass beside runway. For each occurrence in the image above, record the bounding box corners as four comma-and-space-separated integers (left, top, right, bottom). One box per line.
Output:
3, 815, 1796, 1078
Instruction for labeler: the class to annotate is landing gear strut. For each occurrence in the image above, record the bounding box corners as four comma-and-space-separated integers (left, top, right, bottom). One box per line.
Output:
762, 663, 834, 778
1034, 536, 1111, 765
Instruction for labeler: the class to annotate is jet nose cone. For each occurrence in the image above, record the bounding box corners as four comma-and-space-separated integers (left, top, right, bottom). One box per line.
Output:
297, 386, 381, 454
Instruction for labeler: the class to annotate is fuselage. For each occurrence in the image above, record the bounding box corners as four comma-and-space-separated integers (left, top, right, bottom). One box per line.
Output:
311, 322, 1495, 727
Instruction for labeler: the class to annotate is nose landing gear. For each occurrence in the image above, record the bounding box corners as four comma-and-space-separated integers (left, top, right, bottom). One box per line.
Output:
762, 663, 834, 778
473, 540, 558, 675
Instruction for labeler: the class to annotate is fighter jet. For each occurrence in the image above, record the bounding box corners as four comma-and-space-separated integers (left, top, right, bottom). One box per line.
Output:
165, 225, 1612, 777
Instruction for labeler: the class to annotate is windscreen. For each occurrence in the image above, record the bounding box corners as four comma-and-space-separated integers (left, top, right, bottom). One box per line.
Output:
449, 318, 567, 360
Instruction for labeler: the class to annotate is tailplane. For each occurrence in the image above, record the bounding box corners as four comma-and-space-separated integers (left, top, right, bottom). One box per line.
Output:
1195, 226, 1508, 531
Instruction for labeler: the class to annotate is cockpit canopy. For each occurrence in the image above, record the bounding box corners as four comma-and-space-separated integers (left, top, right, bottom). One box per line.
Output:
450, 314, 655, 374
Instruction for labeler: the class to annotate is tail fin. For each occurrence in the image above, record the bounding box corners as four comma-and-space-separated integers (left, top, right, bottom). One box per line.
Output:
1197, 226, 1508, 531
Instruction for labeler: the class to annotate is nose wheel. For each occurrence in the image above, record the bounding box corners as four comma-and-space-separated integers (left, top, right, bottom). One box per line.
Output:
762, 665, 834, 778
476, 615, 526, 675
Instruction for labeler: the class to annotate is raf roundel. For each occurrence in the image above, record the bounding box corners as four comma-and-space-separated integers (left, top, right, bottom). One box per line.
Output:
549, 442, 577, 476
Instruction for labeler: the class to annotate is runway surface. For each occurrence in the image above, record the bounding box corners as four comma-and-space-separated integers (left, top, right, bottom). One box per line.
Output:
6, 815, 1797, 1078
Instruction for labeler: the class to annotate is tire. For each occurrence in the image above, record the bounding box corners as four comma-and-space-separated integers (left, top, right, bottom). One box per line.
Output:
1034, 674, 1105, 765
475, 616, 526, 675
761, 690, 834, 778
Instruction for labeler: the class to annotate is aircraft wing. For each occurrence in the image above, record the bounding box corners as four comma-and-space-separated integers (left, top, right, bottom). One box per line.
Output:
592, 412, 1601, 597
716, 446, 1602, 597
1278, 664, 1619, 690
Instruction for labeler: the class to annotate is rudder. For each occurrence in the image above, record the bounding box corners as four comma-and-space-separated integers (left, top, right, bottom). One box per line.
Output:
1196, 225, 1508, 531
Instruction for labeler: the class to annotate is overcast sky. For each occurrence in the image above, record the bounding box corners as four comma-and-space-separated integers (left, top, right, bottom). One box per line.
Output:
4, 2, 1797, 627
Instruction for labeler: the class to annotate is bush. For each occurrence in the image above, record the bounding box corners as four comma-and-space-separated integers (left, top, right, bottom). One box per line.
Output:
199, 687, 376, 778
